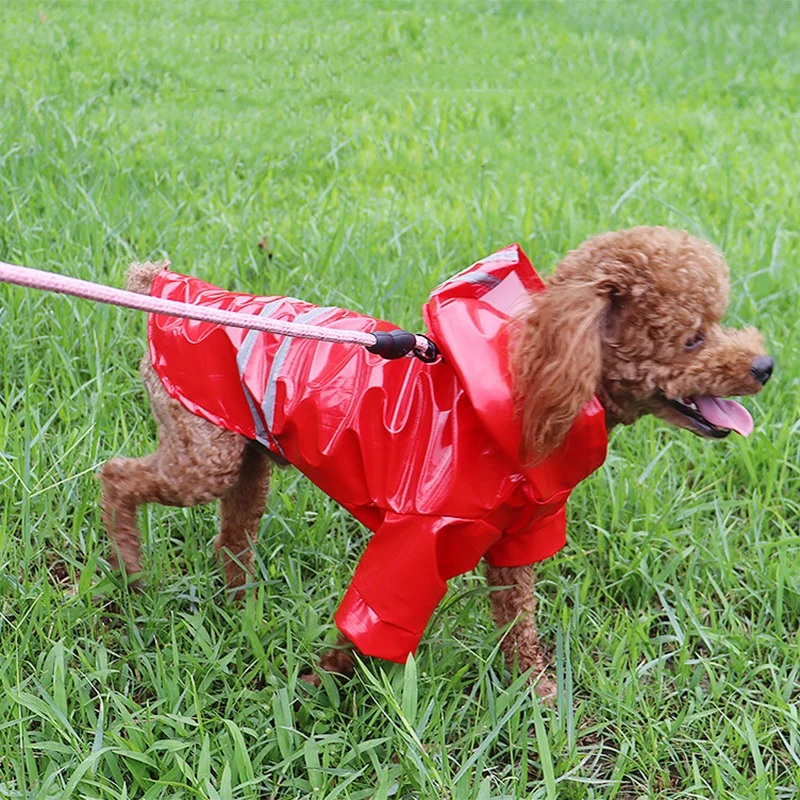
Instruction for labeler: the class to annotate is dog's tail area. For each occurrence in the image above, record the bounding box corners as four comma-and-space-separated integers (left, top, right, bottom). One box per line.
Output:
125, 260, 170, 295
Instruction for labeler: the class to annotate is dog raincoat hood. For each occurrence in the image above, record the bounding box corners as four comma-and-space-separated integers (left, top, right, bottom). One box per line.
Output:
149, 245, 608, 662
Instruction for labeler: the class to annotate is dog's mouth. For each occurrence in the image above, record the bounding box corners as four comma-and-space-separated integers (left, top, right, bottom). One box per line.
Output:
662, 394, 754, 438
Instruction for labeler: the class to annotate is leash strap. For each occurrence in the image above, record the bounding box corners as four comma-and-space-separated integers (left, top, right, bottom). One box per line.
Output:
0, 261, 439, 363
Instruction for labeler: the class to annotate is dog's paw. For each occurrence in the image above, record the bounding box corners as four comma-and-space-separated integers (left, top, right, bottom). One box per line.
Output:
528, 673, 557, 704
299, 671, 322, 688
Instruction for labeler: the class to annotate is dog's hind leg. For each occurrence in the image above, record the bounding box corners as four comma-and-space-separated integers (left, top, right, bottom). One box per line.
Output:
217, 444, 272, 596
100, 357, 250, 584
485, 563, 556, 699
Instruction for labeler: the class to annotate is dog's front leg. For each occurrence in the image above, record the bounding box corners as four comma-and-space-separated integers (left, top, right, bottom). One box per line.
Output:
485, 562, 556, 699
300, 632, 359, 686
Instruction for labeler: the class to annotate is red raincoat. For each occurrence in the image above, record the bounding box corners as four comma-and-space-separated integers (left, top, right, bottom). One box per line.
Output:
149, 245, 608, 662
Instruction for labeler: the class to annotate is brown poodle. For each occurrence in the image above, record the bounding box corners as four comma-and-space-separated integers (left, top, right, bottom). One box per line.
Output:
100, 227, 772, 697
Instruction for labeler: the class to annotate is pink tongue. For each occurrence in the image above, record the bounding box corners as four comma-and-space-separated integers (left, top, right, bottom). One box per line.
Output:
693, 396, 754, 437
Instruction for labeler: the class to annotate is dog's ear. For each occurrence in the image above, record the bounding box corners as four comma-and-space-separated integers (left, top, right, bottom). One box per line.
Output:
512, 276, 616, 464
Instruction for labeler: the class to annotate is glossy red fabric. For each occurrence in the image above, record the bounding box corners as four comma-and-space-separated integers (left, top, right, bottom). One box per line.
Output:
148, 245, 608, 662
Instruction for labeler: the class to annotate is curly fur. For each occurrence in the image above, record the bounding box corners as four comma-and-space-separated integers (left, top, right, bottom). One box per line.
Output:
513, 227, 766, 461
100, 229, 771, 697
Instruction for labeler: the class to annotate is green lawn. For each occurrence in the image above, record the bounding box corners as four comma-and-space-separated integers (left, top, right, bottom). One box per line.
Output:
1, 1, 799, 797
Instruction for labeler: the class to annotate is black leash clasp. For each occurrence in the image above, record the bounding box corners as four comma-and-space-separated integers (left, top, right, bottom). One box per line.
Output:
367, 330, 440, 363
413, 336, 440, 363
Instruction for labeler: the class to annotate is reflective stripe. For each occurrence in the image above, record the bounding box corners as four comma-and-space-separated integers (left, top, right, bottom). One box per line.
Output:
432, 270, 501, 295
242, 383, 274, 449
431, 248, 519, 297
236, 298, 295, 452
459, 271, 502, 289
236, 298, 295, 374
261, 306, 334, 447
479, 249, 518, 266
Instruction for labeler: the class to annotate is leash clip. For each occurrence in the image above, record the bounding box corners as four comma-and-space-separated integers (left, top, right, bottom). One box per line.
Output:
412, 337, 440, 363
367, 331, 440, 363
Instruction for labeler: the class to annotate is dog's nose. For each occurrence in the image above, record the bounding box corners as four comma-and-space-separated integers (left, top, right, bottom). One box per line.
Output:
750, 355, 774, 385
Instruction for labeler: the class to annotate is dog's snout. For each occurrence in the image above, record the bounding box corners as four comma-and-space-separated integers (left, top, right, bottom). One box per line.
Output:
750, 355, 774, 385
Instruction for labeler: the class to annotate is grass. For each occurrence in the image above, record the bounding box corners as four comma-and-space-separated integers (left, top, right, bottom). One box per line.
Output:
1, 0, 799, 796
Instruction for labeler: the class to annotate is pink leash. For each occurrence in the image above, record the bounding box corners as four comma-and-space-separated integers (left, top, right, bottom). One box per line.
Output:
0, 260, 439, 362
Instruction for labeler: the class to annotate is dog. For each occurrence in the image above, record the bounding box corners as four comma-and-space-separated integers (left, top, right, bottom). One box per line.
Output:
100, 227, 772, 697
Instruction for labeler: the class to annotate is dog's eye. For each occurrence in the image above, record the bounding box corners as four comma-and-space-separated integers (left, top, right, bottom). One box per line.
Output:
685, 331, 705, 350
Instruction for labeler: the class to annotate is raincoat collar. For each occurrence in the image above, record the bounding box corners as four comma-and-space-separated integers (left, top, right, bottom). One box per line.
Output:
423, 244, 608, 503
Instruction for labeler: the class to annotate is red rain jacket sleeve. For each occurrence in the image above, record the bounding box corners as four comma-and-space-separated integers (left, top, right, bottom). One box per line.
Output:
335, 513, 504, 661
334, 503, 570, 662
